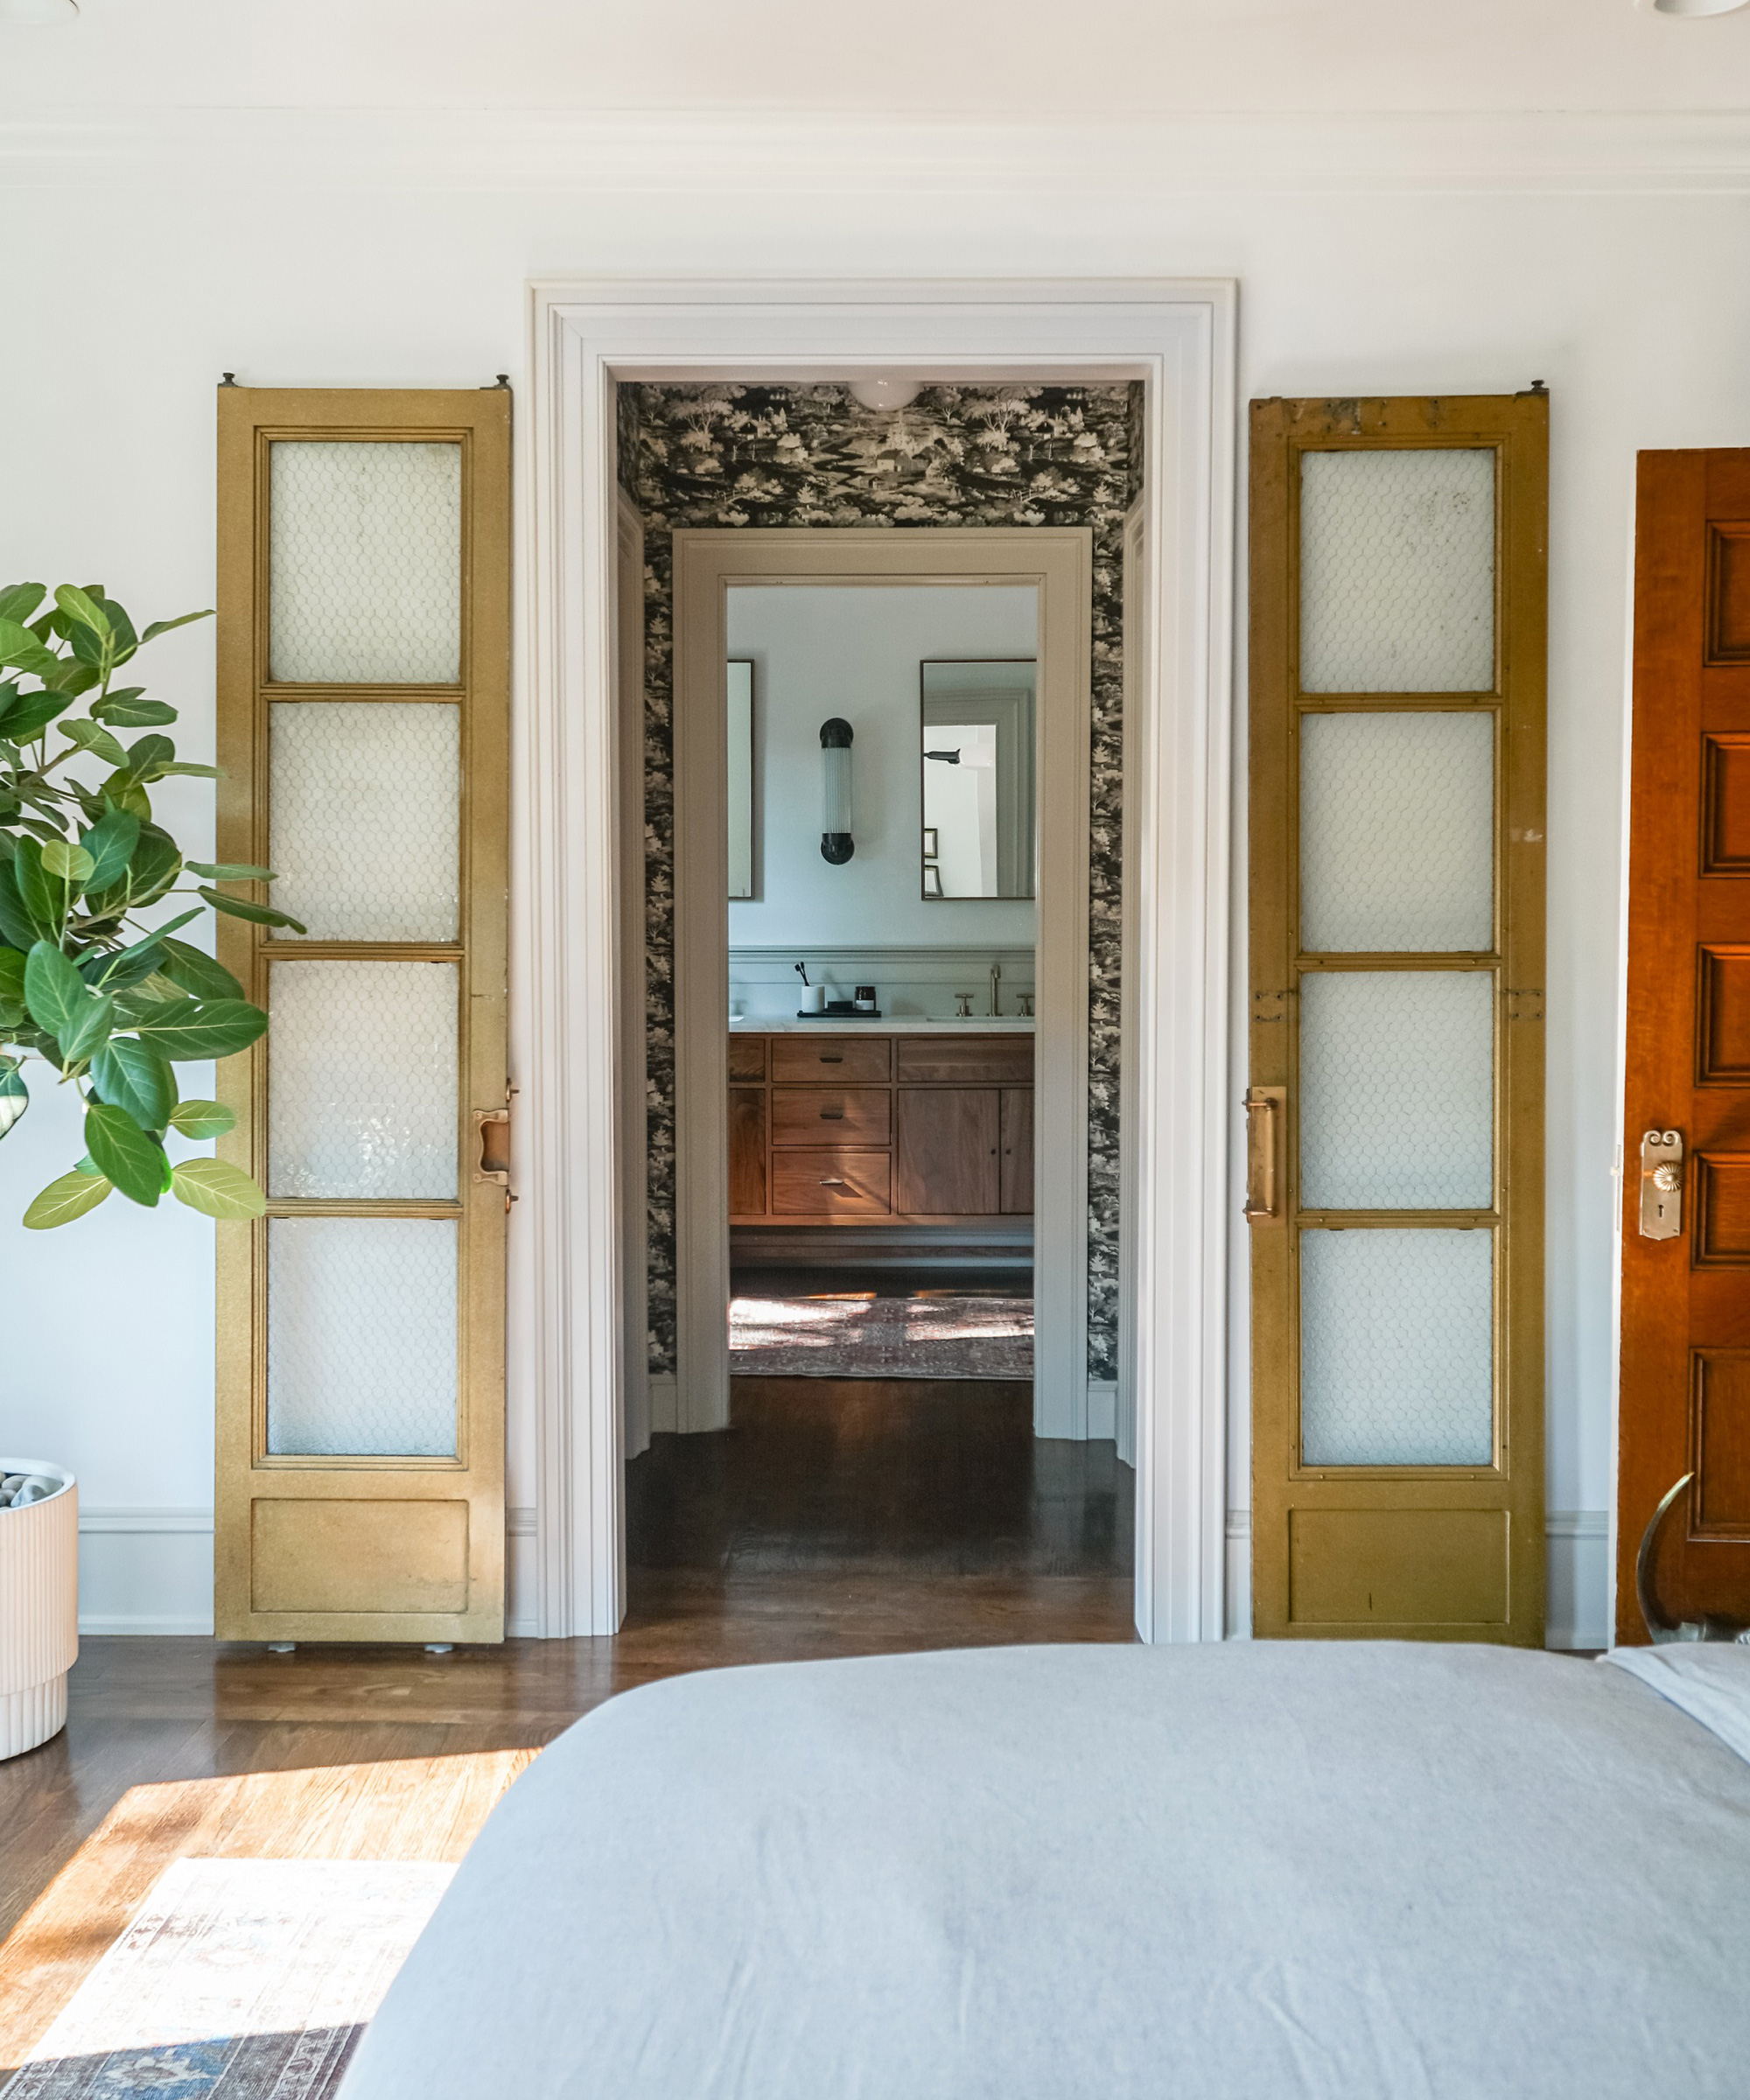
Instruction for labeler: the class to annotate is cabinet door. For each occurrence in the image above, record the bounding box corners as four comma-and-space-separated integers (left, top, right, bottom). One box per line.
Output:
728, 1034, 766, 1082
729, 1088, 766, 1216
896, 1089, 1000, 1214
1000, 1088, 1034, 1214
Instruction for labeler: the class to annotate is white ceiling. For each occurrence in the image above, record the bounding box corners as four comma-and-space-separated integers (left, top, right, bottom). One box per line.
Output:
4, 0, 1749, 118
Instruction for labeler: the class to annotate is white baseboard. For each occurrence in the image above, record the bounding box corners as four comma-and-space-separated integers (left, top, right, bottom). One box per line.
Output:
1086, 1380, 1116, 1443
648, 1373, 679, 1436
1219, 1508, 1609, 1648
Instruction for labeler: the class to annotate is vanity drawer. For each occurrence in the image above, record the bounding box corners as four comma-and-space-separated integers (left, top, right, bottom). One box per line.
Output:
770, 1035, 892, 1082
727, 1034, 766, 1082
772, 1149, 892, 1215
894, 1035, 1034, 1086
771, 1086, 892, 1147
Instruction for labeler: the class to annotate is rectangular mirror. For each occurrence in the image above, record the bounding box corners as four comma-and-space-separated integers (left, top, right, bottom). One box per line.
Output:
727, 658, 754, 900
920, 658, 1036, 899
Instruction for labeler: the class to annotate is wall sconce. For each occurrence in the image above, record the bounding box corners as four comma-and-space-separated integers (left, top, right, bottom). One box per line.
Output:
820, 718, 854, 864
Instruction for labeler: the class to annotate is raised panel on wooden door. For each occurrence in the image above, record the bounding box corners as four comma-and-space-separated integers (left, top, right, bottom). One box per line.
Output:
895, 1088, 1000, 1215
1690, 1350, 1750, 1539
729, 1088, 766, 1216
1000, 1088, 1034, 1214
771, 1087, 892, 1148
771, 1149, 891, 1216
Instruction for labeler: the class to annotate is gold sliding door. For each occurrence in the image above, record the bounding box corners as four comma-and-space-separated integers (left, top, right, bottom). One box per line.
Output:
1249, 394, 1547, 1643
214, 388, 510, 1642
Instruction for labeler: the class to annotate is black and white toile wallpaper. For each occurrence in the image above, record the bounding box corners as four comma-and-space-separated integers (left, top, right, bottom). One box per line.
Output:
620, 381, 1138, 1388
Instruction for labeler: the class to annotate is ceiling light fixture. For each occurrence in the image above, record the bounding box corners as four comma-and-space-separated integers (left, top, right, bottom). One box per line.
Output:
1643, 0, 1748, 16
0, 0, 80, 20
848, 379, 923, 412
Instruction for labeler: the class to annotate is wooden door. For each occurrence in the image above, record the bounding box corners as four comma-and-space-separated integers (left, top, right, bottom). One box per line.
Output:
1249, 393, 1548, 1644
1619, 450, 1750, 1642
214, 387, 510, 1644
1000, 1088, 1034, 1214
896, 1088, 1000, 1214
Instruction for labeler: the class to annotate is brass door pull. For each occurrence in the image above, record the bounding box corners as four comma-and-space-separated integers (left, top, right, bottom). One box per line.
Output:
1243, 1087, 1286, 1224
819, 1176, 846, 1186
475, 1102, 514, 1210
1638, 1129, 1683, 1240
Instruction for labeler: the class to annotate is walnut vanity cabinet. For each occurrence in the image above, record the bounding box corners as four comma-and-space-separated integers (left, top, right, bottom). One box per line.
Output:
728, 1032, 1033, 1224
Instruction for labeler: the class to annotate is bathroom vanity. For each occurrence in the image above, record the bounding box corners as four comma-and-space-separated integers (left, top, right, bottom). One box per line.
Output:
727, 1021, 1034, 1223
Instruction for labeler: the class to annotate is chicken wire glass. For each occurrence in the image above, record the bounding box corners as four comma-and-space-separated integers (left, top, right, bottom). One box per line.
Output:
1299, 971, 1494, 1209
267, 1217, 458, 1457
1300, 449, 1495, 694
270, 702, 460, 942
1300, 711, 1494, 953
1300, 1228, 1493, 1466
270, 441, 462, 685
269, 962, 458, 1200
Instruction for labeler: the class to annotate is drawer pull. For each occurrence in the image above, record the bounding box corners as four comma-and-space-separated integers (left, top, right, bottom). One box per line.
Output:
819, 1177, 846, 1186
819, 1054, 843, 1063
820, 1108, 844, 1120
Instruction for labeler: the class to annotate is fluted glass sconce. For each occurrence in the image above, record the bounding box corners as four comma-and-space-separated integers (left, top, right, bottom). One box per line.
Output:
821, 718, 853, 864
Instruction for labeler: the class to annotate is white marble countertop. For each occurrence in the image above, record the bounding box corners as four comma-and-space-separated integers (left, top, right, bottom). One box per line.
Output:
729, 1016, 1034, 1033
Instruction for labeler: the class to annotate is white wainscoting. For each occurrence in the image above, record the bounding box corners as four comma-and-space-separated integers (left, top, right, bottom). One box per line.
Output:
730, 945, 1037, 1022
1219, 1508, 1610, 1649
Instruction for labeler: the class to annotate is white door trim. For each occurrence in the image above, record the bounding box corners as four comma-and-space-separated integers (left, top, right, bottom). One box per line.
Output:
670, 528, 1092, 1442
522, 277, 1238, 1642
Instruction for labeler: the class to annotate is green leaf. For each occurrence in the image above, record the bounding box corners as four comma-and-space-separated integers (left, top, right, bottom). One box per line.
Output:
0, 617, 60, 678
0, 1061, 26, 1140
0, 682, 70, 744
0, 584, 46, 626
124, 825, 180, 905
0, 946, 25, 1004
186, 863, 276, 882
169, 1157, 264, 1221
123, 733, 175, 774
60, 718, 129, 767
10, 840, 56, 934
54, 584, 109, 637
80, 808, 140, 891
0, 865, 37, 949
103, 779, 152, 822
158, 938, 245, 1001
40, 659, 102, 698
153, 762, 221, 780
23, 941, 88, 1039
140, 608, 214, 645
94, 597, 138, 661
167, 1097, 234, 1138
40, 839, 94, 889
91, 1038, 177, 1130
23, 1168, 113, 1229
199, 888, 307, 933
58, 991, 114, 1063
84, 1101, 165, 1206
122, 996, 268, 1061
92, 694, 177, 728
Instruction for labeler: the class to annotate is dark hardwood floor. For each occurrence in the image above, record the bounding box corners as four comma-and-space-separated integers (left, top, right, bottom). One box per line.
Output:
0, 1373, 1133, 2062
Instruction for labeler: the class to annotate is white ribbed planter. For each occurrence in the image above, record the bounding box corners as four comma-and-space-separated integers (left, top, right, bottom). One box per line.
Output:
0, 1460, 78, 1760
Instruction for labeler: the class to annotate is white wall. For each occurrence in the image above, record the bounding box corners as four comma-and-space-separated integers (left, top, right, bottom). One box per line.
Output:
3, 118, 1747, 1642
725, 584, 1038, 954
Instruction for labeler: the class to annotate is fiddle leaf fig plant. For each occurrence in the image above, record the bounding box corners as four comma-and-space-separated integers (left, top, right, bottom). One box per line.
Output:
0, 581, 304, 1228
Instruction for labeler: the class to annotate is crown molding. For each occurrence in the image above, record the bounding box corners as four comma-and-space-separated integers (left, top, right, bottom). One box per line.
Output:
2, 108, 1749, 194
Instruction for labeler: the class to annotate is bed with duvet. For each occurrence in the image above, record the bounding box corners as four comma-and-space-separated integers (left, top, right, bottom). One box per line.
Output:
340, 1640, 1750, 2100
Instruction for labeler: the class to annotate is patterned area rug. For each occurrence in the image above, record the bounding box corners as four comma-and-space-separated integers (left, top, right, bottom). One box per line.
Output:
730, 1291, 1033, 1380
3, 1858, 452, 2099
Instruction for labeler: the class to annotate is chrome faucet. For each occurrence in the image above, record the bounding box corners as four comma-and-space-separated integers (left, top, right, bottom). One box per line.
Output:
990, 961, 1002, 1018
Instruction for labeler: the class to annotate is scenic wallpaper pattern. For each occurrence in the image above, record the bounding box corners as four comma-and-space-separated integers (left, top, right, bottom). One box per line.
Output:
621, 381, 1137, 1386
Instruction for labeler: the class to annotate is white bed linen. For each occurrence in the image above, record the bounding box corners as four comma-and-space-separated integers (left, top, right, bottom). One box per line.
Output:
340, 1642, 1750, 2100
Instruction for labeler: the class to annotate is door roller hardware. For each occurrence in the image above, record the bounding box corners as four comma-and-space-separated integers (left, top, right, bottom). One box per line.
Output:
1638, 1129, 1683, 1241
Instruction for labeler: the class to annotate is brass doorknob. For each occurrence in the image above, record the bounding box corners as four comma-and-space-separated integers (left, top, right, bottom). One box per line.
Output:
1653, 1163, 1681, 1194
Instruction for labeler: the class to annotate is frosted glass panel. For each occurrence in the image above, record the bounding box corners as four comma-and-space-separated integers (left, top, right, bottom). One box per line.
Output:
1300, 971, 1494, 1208
270, 441, 462, 685
271, 702, 460, 941
267, 1217, 457, 1457
269, 962, 458, 1199
1300, 449, 1495, 694
1300, 1228, 1493, 1466
1301, 712, 1493, 953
